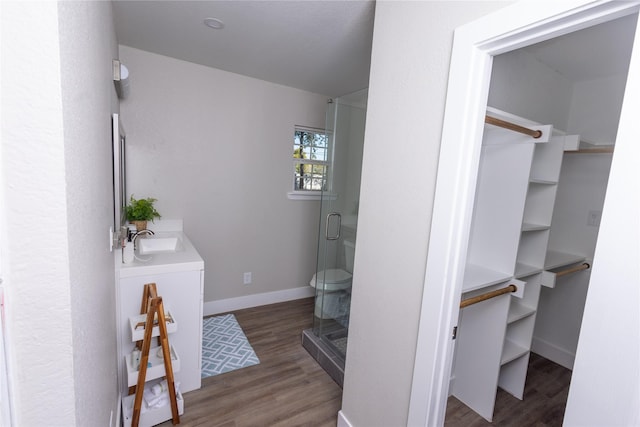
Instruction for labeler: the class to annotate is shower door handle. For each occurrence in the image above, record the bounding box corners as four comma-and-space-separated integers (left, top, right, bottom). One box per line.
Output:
325, 212, 341, 240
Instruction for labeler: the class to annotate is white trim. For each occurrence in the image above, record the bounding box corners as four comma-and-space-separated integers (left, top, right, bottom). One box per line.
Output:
287, 191, 337, 201
202, 286, 314, 316
407, 1, 640, 426
114, 392, 122, 427
295, 124, 328, 134
337, 410, 354, 427
531, 337, 575, 370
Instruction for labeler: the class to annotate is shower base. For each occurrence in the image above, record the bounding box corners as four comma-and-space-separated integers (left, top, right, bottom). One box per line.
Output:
302, 328, 345, 387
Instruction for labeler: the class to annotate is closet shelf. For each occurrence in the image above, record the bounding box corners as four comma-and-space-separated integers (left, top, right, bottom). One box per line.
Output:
501, 340, 529, 365
507, 301, 536, 324
462, 264, 512, 293
521, 222, 550, 232
529, 178, 557, 185
514, 262, 542, 279
544, 250, 586, 270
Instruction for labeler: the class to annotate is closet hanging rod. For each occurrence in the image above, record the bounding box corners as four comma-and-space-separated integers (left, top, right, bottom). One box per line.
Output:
555, 262, 591, 278
460, 284, 517, 309
565, 147, 614, 154
485, 115, 543, 139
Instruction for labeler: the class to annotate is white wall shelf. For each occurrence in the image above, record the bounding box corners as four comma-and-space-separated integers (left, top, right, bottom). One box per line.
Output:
462, 264, 512, 293
500, 340, 529, 365
514, 262, 542, 279
544, 250, 586, 270
522, 223, 550, 232
507, 301, 536, 324
522, 184, 557, 227
126, 344, 180, 388
529, 178, 557, 185
122, 379, 184, 427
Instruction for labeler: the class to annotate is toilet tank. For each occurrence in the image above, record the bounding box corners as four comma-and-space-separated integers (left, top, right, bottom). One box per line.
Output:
343, 239, 356, 272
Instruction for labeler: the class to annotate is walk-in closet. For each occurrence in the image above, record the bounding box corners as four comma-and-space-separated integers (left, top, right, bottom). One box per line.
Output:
447, 12, 637, 422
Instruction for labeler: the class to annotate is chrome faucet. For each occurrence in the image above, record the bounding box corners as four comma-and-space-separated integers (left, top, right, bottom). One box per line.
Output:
131, 229, 155, 249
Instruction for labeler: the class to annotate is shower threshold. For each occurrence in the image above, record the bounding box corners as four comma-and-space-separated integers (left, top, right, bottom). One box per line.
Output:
302, 328, 345, 387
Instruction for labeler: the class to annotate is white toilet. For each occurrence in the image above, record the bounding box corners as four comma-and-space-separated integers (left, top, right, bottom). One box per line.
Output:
310, 239, 356, 319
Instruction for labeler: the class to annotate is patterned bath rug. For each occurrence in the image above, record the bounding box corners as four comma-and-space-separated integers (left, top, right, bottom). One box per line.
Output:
201, 313, 260, 378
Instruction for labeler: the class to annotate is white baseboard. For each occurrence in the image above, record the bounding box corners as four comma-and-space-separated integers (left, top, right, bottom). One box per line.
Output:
203, 286, 314, 316
531, 336, 575, 370
337, 410, 353, 427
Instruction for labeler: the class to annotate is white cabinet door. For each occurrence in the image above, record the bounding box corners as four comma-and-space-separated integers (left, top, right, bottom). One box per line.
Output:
119, 269, 204, 394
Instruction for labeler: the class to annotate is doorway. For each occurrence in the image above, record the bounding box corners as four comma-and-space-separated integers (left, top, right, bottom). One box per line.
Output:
408, 2, 640, 426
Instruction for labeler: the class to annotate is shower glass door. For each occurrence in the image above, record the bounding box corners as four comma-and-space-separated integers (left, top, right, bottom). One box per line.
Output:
313, 89, 367, 362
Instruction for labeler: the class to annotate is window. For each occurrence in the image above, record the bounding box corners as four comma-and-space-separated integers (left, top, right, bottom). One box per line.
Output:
292, 126, 330, 194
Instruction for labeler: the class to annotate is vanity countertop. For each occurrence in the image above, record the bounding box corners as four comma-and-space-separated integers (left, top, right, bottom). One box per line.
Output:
118, 230, 204, 278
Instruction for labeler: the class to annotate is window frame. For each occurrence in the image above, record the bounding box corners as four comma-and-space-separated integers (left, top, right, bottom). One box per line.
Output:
288, 125, 336, 200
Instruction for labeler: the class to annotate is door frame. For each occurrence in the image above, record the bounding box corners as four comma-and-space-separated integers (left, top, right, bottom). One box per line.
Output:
407, 1, 640, 425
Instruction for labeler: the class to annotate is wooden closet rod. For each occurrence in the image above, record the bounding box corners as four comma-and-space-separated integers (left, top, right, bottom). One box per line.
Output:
460, 284, 517, 309
565, 147, 614, 154
485, 115, 543, 139
555, 262, 590, 278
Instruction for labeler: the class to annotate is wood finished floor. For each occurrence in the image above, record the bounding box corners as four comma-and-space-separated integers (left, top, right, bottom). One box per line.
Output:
445, 353, 572, 427
158, 297, 571, 427
159, 297, 343, 427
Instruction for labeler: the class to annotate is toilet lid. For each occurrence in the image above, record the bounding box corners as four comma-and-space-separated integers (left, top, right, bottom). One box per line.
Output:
315, 269, 352, 285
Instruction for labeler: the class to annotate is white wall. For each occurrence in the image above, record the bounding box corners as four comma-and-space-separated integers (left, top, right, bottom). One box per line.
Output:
566, 74, 629, 144
489, 50, 573, 130
564, 24, 640, 421
340, 2, 510, 426
119, 46, 327, 304
1, 1, 119, 425
57, 1, 121, 425
1, 3, 75, 424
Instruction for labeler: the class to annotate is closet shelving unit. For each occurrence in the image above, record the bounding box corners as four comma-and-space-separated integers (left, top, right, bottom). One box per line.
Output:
536, 143, 594, 291
499, 129, 567, 400
452, 108, 557, 421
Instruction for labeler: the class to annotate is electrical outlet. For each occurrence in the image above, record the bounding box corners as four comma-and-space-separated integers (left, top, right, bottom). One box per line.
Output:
587, 210, 602, 227
243, 272, 252, 285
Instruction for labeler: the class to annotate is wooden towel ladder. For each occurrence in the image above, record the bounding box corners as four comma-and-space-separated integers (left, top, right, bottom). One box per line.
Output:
131, 283, 180, 427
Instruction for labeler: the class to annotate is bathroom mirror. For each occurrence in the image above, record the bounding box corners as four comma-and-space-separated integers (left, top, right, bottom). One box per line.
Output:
112, 113, 127, 248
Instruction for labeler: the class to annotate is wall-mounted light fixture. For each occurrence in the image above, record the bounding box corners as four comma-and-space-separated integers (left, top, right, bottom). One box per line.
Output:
112, 59, 130, 99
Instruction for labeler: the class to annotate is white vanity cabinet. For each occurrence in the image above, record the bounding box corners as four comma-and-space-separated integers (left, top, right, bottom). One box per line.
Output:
116, 230, 204, 396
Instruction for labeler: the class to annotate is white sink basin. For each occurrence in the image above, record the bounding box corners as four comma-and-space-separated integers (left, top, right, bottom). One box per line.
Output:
138, 236, 183, 254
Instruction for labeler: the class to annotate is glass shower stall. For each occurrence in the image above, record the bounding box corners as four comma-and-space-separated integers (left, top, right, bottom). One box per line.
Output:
302, 89, 367, 386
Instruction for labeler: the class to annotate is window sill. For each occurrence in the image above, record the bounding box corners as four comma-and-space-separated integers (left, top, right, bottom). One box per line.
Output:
287, 191, 337, 201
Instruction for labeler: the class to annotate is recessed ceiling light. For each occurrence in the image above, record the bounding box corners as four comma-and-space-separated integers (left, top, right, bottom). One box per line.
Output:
204, 17, 224, 30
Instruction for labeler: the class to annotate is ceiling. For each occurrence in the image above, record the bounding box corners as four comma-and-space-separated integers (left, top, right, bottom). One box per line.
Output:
112, 0, 375, 97
521, 13, 637, 82
112, 2, 636, 98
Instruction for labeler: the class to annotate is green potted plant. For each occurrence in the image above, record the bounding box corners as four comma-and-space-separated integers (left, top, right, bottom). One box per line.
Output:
126, 195, 161, 231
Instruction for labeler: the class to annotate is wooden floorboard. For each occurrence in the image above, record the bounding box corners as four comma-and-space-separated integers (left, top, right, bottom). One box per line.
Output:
155, 297, 571, 426
158, 297, 343, 427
